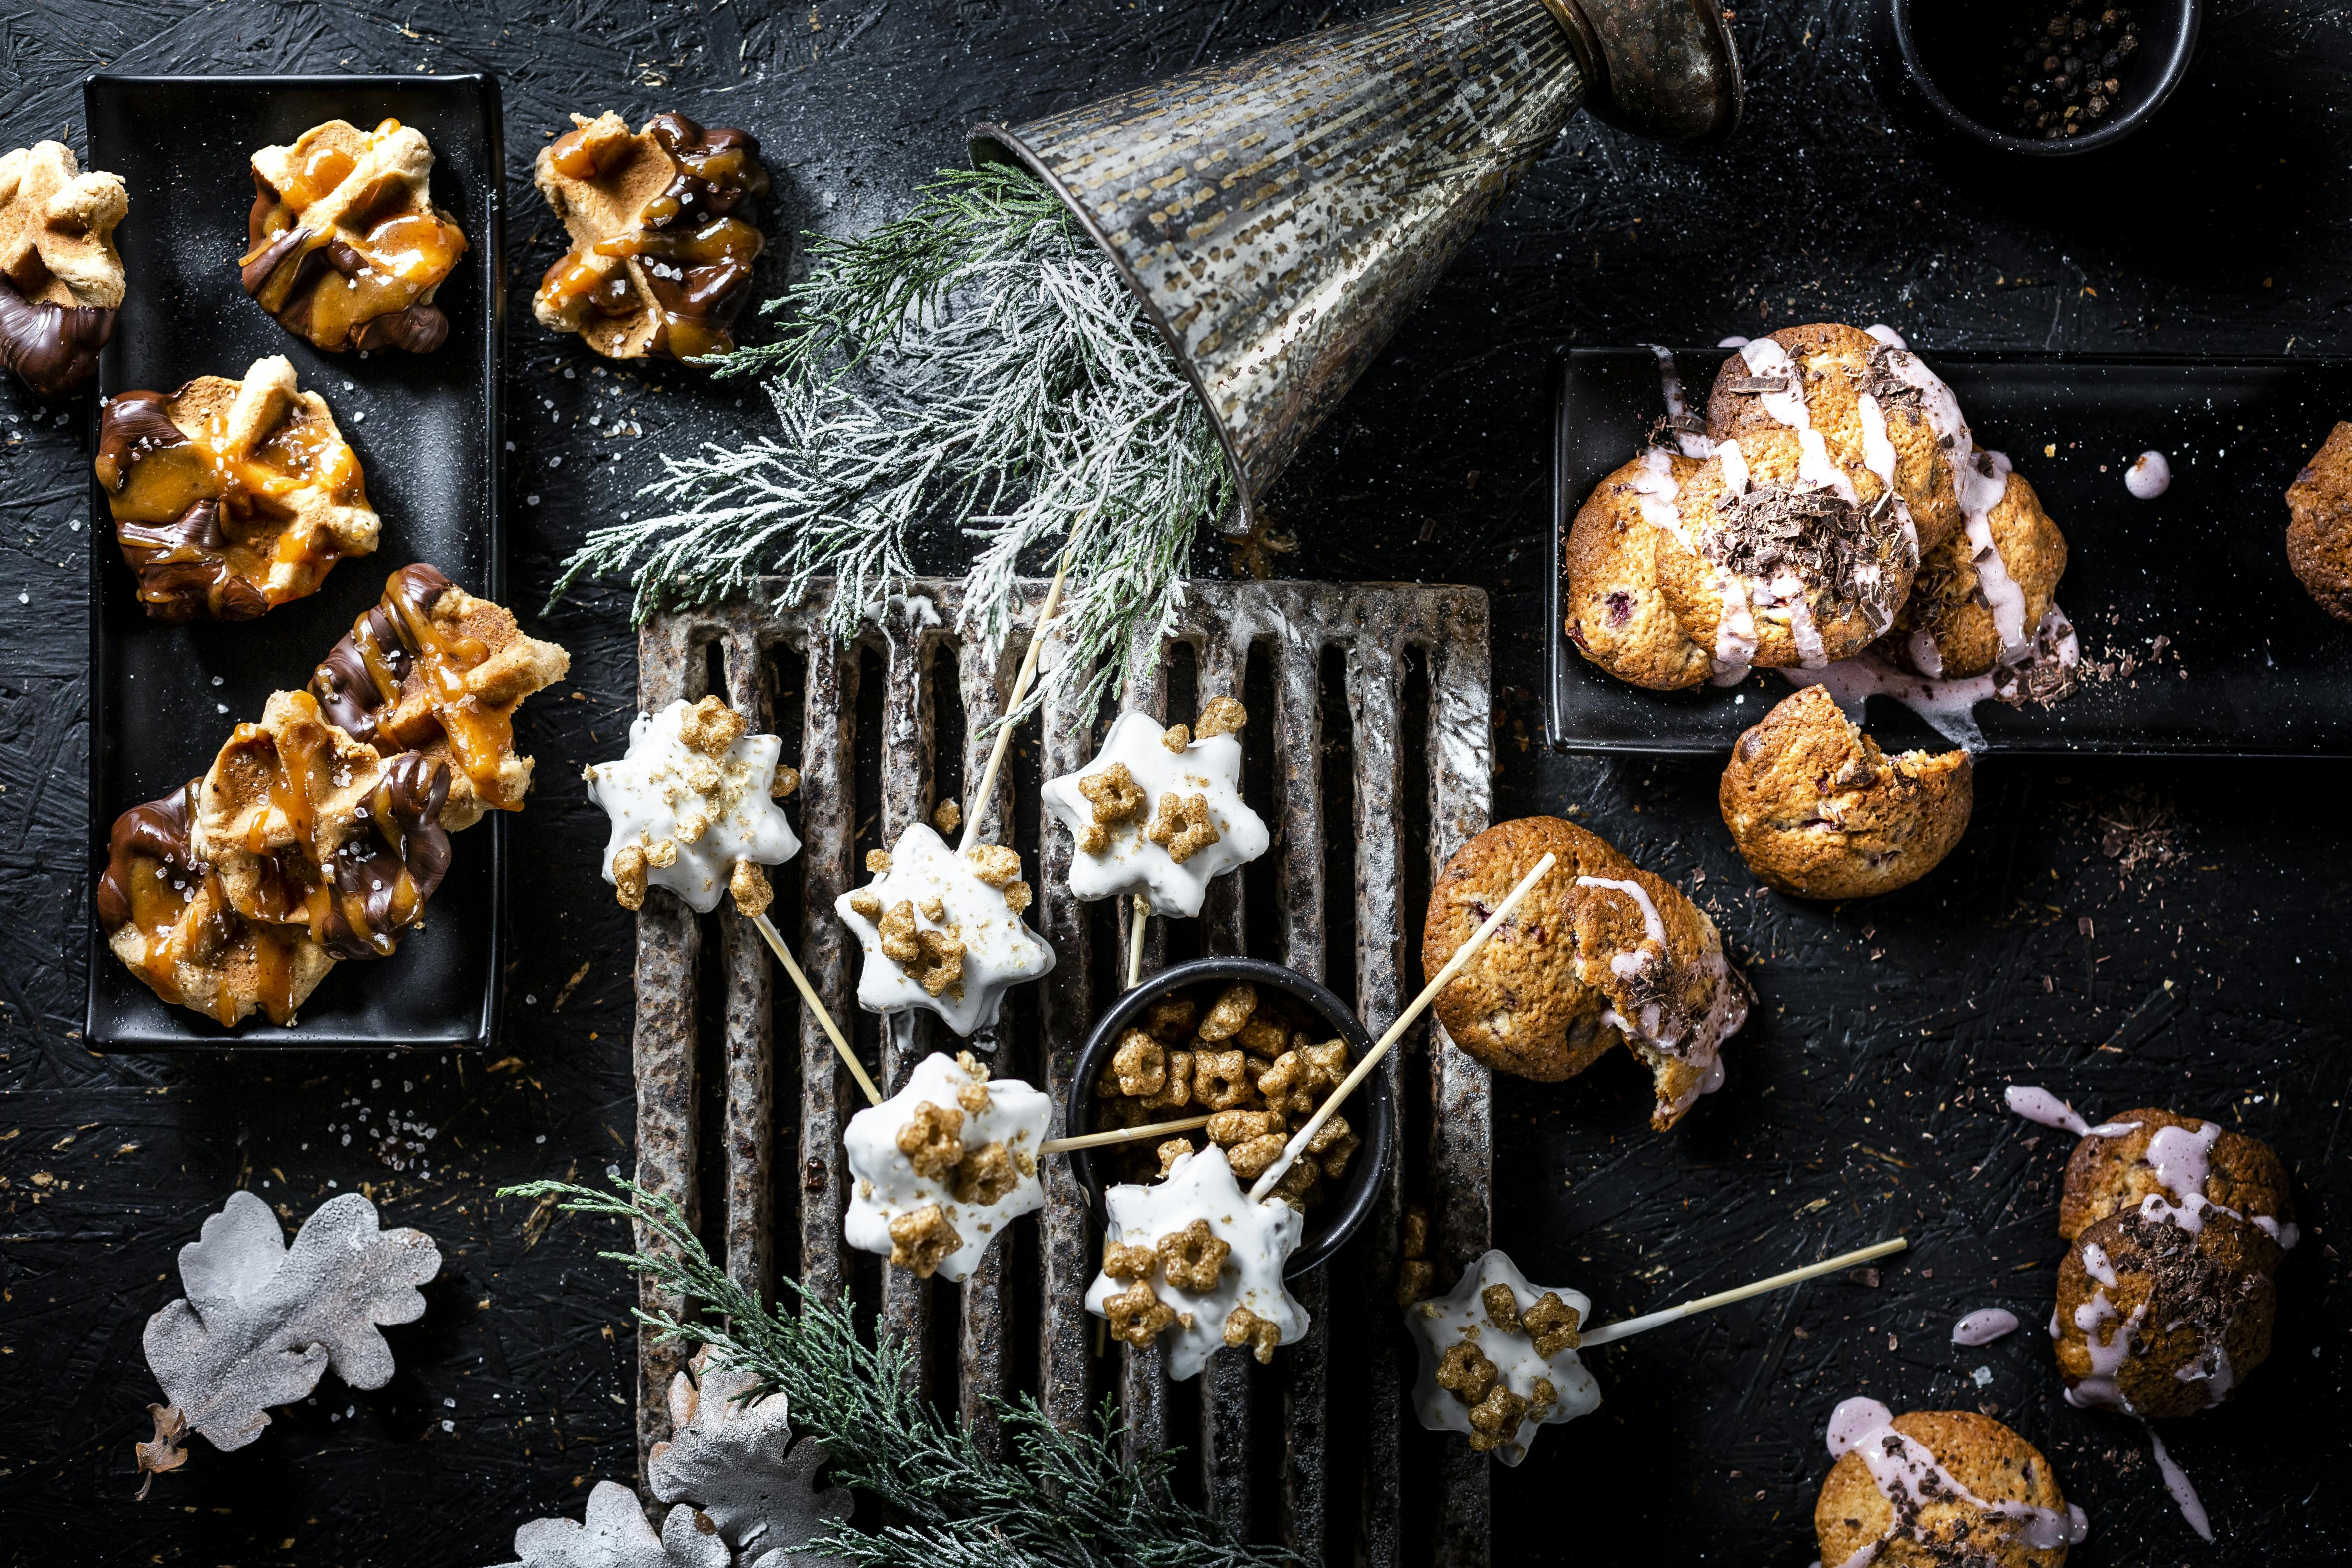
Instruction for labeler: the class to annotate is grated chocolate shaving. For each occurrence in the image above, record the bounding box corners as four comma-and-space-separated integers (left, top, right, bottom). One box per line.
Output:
1858, 344, 1922, 410
1705, 483, 1867, 599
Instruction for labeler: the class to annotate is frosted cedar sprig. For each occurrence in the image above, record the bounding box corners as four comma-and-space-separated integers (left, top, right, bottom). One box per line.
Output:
498, 1176, 1295, 1568
548, 164, 1233, 733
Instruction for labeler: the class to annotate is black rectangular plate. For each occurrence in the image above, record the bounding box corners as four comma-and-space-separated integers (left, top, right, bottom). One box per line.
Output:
1546, 347, 2352, 758
84, 74, 506, 1049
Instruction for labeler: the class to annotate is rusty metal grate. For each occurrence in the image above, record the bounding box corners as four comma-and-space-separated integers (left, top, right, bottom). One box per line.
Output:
626, 578, 1494, 1565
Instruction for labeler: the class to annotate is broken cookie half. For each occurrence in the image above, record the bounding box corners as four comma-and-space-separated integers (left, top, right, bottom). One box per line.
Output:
0, 140, 127, 395
532, 110, 769, 362
98, 356, 379, 622
241, 118, 468, 354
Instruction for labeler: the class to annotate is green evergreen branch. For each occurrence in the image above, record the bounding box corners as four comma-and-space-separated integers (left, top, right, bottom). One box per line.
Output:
499, 1176, 1295, 1568
548, 165, 1233, 733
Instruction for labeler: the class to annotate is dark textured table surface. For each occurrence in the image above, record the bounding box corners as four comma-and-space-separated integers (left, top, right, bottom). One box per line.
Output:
4, 2, 2349, 1564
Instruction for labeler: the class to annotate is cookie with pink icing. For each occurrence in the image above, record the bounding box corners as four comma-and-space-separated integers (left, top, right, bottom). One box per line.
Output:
1815, 1400, 2086, 1567
1705, 321, 1966, 554
1561, 449, 1715, 691
1653, 428, 1915, 677
2057, 1107, 2297, 1245
1887, 466, 2069, 681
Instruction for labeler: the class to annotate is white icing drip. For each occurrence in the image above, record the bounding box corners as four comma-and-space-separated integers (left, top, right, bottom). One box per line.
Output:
2064, 1288, 2147, 1413
1576, 875, 1665, 949
1906, 627, 1944, 678
1628, 445, 1683, 530
1739, 337, 1809, 429
1865, 324, 1907, 350
835, 823, 1056, 1036
2126, 450, 2171, 500
1785, 593, 1827, 668
1405, 1249, 1601, 1467
1795, 427, 1859, 504
584, 700, 802, 914
1824, 1398, 2089, 1565
2081, 1242, 2119, 1289
1082, 1144, 1307, 1381
1781, 656, 1997, 752
1963, 500, 2031, 661
2002, 1085, 2142, 1138
1711, 573, 1758, 685
1854, 393, 1898, 490
1951, 1308, 2019, 1346
842, 1051, 1048, 1283
1716, 435, 1750, 495
1040, 709, 1270, 918
2148, 1429, 2214, 1542
1717, 335, 1752, 348
1646, 345, 1714, 458
1573, 871, 1745, 1116
1883, 349, 1972, 453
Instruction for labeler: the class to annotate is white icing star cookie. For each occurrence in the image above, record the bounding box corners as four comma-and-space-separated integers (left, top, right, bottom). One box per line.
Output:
834, 823, 1054, 1036
583, 696, 800, 915
1083, 1143, 1307, 1381
1040, 704, 1270, 918
843, 1050, 1048, 1282
1405, 1249, 1600, 1465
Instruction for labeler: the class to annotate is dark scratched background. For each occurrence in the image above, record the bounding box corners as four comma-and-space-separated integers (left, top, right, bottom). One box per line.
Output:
3, 0, 2350, 1563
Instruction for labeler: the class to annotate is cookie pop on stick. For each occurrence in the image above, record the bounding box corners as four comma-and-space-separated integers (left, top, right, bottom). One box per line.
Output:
1041, 697, 1271, 991
831, 554, 1073, 1039
585, 694, 881, 1106
841, 1047, 1050, 1282
1406, 1236, 1907, 1464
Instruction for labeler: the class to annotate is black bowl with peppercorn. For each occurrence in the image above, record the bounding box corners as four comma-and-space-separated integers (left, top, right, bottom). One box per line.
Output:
1879, 0, 2201, 156
1069, 957, 1395, 1278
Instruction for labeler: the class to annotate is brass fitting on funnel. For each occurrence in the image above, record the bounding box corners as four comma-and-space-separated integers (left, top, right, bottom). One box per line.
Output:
973, 0, 1740, 526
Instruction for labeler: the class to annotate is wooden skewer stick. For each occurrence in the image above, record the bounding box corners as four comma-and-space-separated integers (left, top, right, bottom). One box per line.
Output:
1248, 851, 1558, 1204
750, 910, 883, 1108
959, 544, 1081, 856
1575, 1236, 1909, 1347
1040, 1112, 1213, 1155
1126, 894, 1148, 990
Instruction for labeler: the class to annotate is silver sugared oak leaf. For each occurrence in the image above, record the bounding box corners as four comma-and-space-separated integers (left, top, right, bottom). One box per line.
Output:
137, 1189, 439, 1491
492, 1481, 731, 1568
647, 1350, 850, 1568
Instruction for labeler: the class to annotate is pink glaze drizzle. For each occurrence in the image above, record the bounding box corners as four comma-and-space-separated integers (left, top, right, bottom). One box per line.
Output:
1822, 1397, 2089, 1566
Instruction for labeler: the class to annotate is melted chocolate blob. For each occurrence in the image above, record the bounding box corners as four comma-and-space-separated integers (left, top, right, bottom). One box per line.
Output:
0, 273, 114, 396
317, 751, 453, 959
97, 780, 205, 934
310, 563, 453, 743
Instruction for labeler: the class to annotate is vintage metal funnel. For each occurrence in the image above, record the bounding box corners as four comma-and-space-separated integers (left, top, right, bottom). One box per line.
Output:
972, 0, 1740, 525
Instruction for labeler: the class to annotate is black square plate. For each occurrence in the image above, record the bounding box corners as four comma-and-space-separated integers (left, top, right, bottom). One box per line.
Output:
84, 74, 506, 1049
1546, 347, 2352, 758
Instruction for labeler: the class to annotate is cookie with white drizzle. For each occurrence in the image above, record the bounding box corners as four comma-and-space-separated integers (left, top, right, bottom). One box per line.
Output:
1653, 426, 1915, 677
1888, 466, 2068, 682
1040, 698, 1270, 918
1816, 1400, 2087, 1567
843, 1049, 1047, 1282
1404, 1249, 1599, 1466
834, 822, 1053, 1036
583, 695, 802, 916
1082, 1143, 1307, 1381
1562, 448, 1715, 692
2049, 1108, 2294, 1418
1422, 817, 1750, 1130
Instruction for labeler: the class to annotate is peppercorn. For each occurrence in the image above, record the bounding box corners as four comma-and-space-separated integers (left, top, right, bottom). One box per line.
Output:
1995, 0, 2141, 139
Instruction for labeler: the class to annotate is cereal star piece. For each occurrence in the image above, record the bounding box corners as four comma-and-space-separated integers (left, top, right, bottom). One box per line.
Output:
843, 1051, 1050, 1283
1198, 982, 1257, 1041
1223, 1305, 1281, 1363
583, 695, 799, 915
1406, 1249, 1600, 1466
1083, 1144, 1307, 1382
835, 823, 1055, 1036
0, 141, 127, 395
1104, 1281, 1178, 1348
533, 111, 769, 362
1042, 709, 1269, 917
886, 1205, 961, 1278
1112, 1029, 1168, 1097
241, 119, 468, 354
98, 358, 379, 623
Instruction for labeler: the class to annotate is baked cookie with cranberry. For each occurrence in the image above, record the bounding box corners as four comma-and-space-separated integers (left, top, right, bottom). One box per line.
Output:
1654, 427, 1915, 674
1562, 449, 1713, 690
1718, 686, 1972, 899
1887, 466, 2068, 679
1423, 816, 1750, 1129
2286, 421, 2352, 625
1706, 322, 1965, 554
1816, 1408, 2079, 1567
2054, 1204, 2278, 1419
2056, 1108, 2295, 1245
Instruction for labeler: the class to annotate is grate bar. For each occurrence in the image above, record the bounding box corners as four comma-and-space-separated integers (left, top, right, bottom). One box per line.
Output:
627, 579, 1490, 1561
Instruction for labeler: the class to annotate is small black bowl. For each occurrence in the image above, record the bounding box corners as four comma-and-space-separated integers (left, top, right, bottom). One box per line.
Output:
1880, 0, 2202, 157
1068, 957, 1394, 1279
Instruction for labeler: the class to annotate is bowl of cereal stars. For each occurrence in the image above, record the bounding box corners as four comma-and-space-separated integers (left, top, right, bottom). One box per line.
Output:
1069, 957, 1396, 1277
